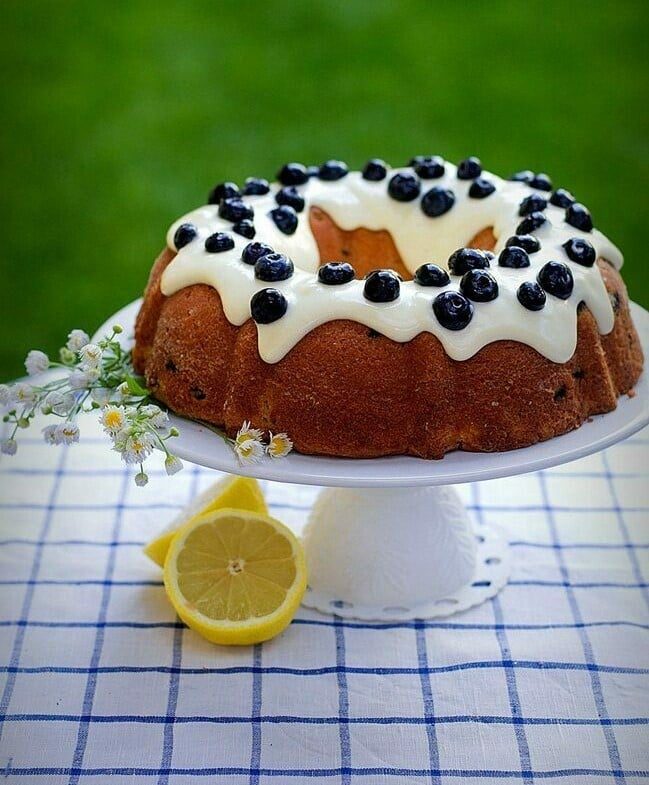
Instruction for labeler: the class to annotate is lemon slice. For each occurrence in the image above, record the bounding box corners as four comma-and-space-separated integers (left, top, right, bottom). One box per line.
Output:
144, 476, 267, 567
163, 508, 307, 645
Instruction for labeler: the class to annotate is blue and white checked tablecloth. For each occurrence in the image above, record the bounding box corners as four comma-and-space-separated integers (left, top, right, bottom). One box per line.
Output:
0, 414, 647, 785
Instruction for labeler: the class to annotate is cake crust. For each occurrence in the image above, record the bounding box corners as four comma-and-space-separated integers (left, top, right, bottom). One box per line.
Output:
134, 217, 643, 459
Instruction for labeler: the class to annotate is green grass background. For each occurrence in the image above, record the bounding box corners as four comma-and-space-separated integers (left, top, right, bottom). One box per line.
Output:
1, 0, 647, 379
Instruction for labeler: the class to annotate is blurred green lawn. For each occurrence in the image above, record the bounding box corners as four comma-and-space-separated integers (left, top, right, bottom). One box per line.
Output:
1, 1, 648, 379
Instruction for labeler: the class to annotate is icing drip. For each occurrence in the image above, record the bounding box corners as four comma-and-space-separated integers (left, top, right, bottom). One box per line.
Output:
161, 162, 623, 364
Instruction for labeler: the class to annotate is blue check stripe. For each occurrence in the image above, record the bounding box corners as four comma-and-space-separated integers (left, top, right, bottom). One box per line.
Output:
0, 424, 648, 783
0, 445, 68, 745
539, 471, 626, 785
3, 765, 649, 778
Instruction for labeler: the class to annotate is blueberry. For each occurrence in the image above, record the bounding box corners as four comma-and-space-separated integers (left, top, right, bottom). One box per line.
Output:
242, 241, 274, 265
550, 188, 575, 208
242, 177, 270, 196
460, 269, 499, 302
498, 246, 531, 268
277, 162, 308, 186
254, 252, 294, 282
269, 205, 299, 235
363, 270, 401, 302
457, 156, 482, 180
516, 211, 547, 235
530, 173, 552, 191
173, 223, 197, 250
562, 237, 596, 267
517, 281, 547, 311
388, 173, 421, 202
508, 170, 534, 183
505, 234, 541, 254
362, 158, 388, 181
232, 219, 256, 239
218, 198, 254, 223
433, 291, 474, 330
565, 202, 593, 232
208, 181, 240, 204
414, 263, 450, 287
306, 165, 320, 178
319, 160, 348, 181
410, 155, 445, 179
421, 187, 455, 217
204, 232, 235, 253
250, 288, 288, 324
537, 261, 574, 300
318, 261, 356, 285
448, 248, 491, 275
468, 178, 496, 198
276, 186, 305, 213
518, 194, 547, 216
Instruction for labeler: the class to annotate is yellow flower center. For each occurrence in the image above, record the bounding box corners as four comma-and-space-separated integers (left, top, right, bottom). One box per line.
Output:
105, 411, 122, 429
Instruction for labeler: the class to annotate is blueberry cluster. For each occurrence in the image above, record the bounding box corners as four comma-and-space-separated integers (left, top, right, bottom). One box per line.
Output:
207, 180, 259, 238
426, 247, 500, 330
276, 186, 305, 213
448, 248, 492, 275
200, 158, 596, 337
508, 171, 553, 191
379, 154, 497, 219
277, 160, 350, 184
516, 259, 574, 313
241, 242, 295, 283
241, 240, 294, 324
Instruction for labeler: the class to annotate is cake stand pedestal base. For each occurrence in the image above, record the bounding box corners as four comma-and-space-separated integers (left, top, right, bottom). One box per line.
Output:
301, 486, 511, 621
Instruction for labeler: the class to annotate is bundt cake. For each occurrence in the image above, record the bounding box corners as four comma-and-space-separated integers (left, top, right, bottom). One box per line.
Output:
133, 157, 644, 459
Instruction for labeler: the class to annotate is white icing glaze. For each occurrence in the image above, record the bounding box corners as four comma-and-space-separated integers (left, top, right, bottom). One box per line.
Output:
161, 162, 623, 364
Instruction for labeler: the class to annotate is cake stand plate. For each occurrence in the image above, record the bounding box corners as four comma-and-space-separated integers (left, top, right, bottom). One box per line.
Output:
96, 301, 649, 620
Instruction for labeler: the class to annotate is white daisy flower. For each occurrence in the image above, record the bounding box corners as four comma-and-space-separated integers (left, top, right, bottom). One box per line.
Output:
25, 350, 49, 376
141, 404, 169, 430
55, 422, 80, 445
42, 424, 61, 445
66, 329, 90, 352
91, 387, 112, 406
115, 382, 131, 400
233, 422, 265, 465
78, 343, 102, 369
42, 391, 75, 416
84, 367, 101, 383
0, 384, 12, 407
267, 432, 293, 459
236, 420, 264, 442
122, 432, 155, 464
1, 438, 17, 456
68, 369, 91, 390
100, 405, 127, 436
112, 430, 129, 453
164, 455, 183, 476
12, 383, 37, 406
134, 471, 149, 487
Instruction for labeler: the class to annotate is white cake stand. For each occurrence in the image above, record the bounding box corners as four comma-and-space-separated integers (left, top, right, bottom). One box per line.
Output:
96, 301, 649, 620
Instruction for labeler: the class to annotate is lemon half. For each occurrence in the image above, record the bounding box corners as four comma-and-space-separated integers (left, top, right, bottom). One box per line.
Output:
163, 508, 307, 645
144, 476, 267, 567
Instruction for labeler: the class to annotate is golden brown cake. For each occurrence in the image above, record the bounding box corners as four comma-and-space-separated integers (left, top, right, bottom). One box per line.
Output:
133, 158, 643, 458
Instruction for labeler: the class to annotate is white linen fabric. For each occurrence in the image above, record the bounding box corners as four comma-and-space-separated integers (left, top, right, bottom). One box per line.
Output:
0, 415, 647, 784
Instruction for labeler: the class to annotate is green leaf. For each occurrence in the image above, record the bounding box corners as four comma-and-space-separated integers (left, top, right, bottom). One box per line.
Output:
125, 374, 149, 397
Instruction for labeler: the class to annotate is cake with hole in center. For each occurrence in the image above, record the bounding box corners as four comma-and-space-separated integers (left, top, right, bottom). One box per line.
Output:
133, 156, 644, 458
